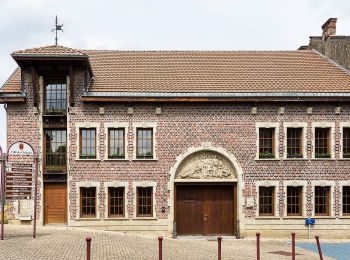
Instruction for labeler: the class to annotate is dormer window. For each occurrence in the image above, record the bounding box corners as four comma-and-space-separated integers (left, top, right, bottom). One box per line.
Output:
44, 78, 67, 114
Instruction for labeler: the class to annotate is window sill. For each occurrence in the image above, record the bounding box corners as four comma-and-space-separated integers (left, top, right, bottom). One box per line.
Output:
255, 158, 280, 161
282, 216, 306, 219
312, 216, 336, 219
104, 158, 129, 161
283, 158, 308, 161
75, 218, 101, 221
103, 217, 130, 221
255, 216, 280, 219
338, 158, 350, 160
132, 158, 158, 161
75, 159, 101, 161
310, 158, 336, 161
338, 216, 350, 219
132, 217, 158, 220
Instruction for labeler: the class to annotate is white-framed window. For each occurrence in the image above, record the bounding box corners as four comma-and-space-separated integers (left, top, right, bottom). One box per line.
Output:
283, 122, 307, 159
311, 122, 335, 159
104, 122, 129, 160
339, 122, 350, 159
75, 123, 100, 160
311, 181, 335, 217
103, 182, 129, 218
133, 182, 157, 218
339, 181, 350, 217
133, 122, 157, 160
256, 123, 280, 159
76, 182, 100, 219
256, 181, 279, 217
283, 180, 307, 217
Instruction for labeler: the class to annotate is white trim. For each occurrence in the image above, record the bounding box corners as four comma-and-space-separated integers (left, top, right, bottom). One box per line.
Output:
283, 180, 307, 217
311, 180, 335, 217
103, 181, 129, 219
339, 181, 350, 217
339, 122, 350, 159
104, 122, 129, 160
256, 122, 280, 159
256, 181, 279, 217
75, 122, 101, 160
76, 182, 100, 219
283, 122, 308, 159
132, 181, 157, 218
132, 122, 157, 160
311, 122, 335, 159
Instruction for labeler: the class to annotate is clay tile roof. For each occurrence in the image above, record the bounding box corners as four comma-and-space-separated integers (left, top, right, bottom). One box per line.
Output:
12, 45, 86, 57
83, 49, 350, 93
0, 67, 21, 93
2, 47, 350, 94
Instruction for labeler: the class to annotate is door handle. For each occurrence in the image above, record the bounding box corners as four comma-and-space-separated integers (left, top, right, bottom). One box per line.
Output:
204, 214, 207, 221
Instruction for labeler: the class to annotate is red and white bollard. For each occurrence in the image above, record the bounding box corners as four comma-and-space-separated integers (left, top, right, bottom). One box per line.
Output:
217, 236, 222, 260
291, 232, 296, 260
256, 232, 260, 260
158, 236, 163, 260
315, 236, 324, 260
86, 236, 91, 260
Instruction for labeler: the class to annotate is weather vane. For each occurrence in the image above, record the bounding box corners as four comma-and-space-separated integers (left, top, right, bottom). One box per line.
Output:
51, 15, 63, 45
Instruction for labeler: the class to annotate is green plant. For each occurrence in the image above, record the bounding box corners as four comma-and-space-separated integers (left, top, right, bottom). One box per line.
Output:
343, 153, 350, 158
315, 153, 331, 158
287, 153, 303, 158
259, 152, 274, 159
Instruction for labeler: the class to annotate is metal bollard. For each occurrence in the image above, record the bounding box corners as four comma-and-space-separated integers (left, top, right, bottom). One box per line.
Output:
86, 236, 92, 260
158, 236, 163, 260
315, 236, 323, 260
217, 236, 222, 260
291, 232, 296, 260
256, 232, 260, 260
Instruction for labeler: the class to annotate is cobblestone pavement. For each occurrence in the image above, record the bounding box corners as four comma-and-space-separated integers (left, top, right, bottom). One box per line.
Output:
0, 225, 333, 260
297, 242, 350, 260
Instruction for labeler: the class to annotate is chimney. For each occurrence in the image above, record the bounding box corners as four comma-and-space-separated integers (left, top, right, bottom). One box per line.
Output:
322, 18, 337, 40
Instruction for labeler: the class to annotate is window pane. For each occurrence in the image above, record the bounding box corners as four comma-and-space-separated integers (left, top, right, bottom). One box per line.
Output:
259, 187, 274, 216
287, 186, 302, 216
287, 128, 303, 158
343, 128, 350, 158
315, 128, 330, 158
45, 78, 67, 114
45, 129, 67, 167
259, 128, 275, 158
80, 187, 96, 217
136, 128, 153, 158
108, 129, 125, 158
315, 186, 330, 216
343, 186, 350, 215
80, 128, 96, 159
137, 187, 152, 216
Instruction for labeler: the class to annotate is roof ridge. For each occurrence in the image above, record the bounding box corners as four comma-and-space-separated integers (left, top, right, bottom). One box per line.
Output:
82, 49, 313, 53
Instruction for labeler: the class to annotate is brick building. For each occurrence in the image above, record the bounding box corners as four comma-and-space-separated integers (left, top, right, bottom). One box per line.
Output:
1, 37, 350, 238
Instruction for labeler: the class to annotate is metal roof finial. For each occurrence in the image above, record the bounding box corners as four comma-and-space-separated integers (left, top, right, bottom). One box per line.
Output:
51, 15, 63, 45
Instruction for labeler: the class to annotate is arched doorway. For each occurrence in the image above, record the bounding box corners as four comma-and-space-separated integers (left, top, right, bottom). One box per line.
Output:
171, 149, 240, 236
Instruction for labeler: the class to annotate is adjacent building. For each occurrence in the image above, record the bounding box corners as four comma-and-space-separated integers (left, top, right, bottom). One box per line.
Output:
1, 19, 350, 238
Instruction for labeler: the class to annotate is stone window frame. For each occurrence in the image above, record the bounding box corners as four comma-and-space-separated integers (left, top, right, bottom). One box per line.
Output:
256, 181, 279, 218
283, 180, 307, 218
75, 122, 101, 160
104, 122, 129, 160
311, 181, 335, 217
311, 122, 335, 159
132, 181, 157, 219
283, 122, 308, 159
76, 181, 100, 219
132, 122, 157, 160
339, 122, 350, 159
103, 181, 129, 219
339, 181, 350, 217
255, 122, 280, 160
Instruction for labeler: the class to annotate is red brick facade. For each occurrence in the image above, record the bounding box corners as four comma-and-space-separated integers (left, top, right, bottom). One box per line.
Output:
5, 69, 350, 237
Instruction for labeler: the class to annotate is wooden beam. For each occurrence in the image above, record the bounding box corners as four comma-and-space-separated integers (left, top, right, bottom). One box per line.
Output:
31, 66, 38, 107
69, 65, 74, 107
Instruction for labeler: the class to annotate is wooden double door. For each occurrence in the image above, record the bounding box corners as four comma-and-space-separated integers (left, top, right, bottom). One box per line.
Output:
44, 183, 67, 225
176, 184, 235, 235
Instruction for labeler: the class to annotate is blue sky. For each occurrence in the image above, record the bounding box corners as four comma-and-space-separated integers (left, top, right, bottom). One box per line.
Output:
0, 0, 349, 149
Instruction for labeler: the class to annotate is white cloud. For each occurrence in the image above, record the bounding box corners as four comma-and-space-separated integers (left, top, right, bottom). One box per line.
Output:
0, 0, 349, 148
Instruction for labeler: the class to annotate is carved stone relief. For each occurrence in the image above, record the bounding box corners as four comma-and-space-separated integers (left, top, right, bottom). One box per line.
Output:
175, 151, 236, 180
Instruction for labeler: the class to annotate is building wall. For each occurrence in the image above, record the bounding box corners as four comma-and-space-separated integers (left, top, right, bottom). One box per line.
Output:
6, 69, 350, 237
309, 36, 350, 71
